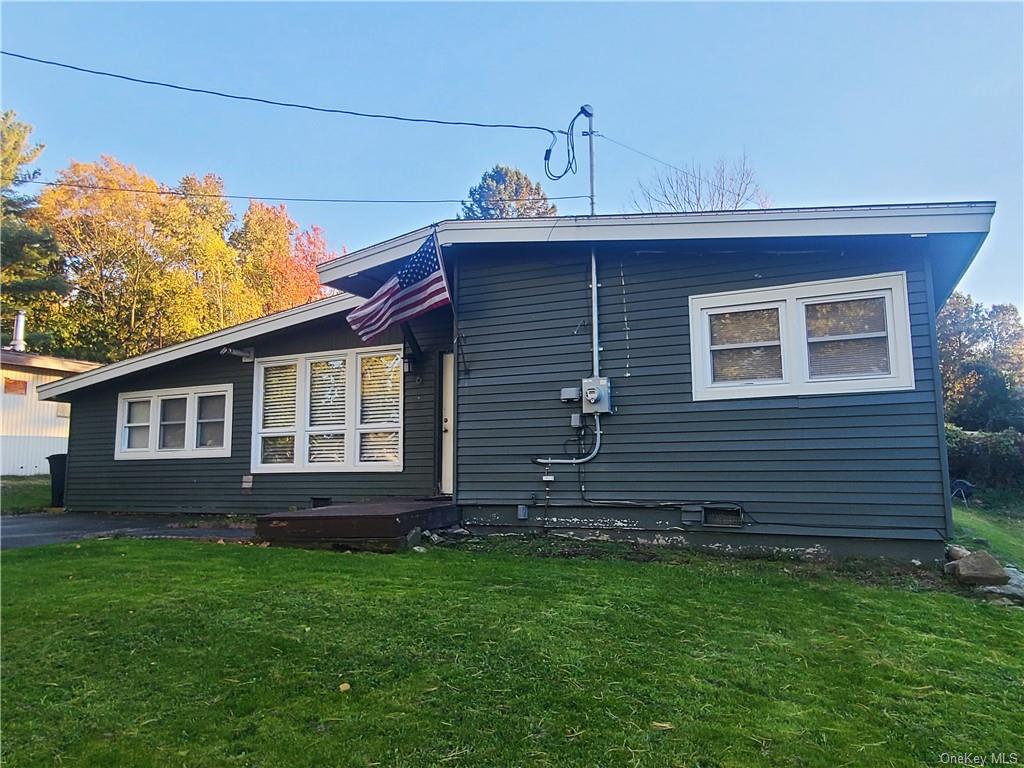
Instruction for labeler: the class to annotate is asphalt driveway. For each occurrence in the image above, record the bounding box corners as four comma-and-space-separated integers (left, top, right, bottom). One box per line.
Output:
1, 513, 255, 550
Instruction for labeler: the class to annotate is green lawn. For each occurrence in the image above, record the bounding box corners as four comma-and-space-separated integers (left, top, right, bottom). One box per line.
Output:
953, 488, 1024, 566
0, 474, 51, 514
2, 539, 1022, 767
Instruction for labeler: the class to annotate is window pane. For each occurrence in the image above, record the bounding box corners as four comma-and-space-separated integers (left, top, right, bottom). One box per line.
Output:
160, 397, 187, 423
808, 337, 890, 378
709, 308, 780, 346
198, 394, 226, 421
197, 421, 225, 448
805, 297, 886, 338
261, 435, 295, 464
309, 359, 346, 427
360, 354, 401, 425
126, 424, 149, 449
262, 365, 297, 428
308, 433, 345, 463
160, 423, 186, 449
359, 431, 399, 463
712, 346, 783, 382
127, 400, 150, 425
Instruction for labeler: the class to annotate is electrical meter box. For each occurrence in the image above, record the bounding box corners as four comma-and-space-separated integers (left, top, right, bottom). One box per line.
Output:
581, 376, 612, 414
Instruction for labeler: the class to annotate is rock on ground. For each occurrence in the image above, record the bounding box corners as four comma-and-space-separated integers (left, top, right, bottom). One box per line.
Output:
979, 567, 1024, 603
955, 551, 1011, 586
946, 545, 971, 561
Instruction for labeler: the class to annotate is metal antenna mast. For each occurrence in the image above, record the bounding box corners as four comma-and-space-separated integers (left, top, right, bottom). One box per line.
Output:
581, 104, 595, 215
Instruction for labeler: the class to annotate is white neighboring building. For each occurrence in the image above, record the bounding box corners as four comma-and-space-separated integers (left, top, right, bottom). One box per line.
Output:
1, 348, 99, 476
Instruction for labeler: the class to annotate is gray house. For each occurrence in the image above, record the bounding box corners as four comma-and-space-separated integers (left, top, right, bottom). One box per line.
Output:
39, 202, 994, 559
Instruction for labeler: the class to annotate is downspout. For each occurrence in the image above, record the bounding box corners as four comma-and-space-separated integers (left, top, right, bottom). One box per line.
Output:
532, 247, 603, 466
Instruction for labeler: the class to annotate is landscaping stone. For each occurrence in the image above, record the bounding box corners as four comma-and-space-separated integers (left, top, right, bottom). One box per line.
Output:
979, 567, 1024, 603
946, 545, 971, 561
955, 551, 1011, 586
943, 560, 958, 575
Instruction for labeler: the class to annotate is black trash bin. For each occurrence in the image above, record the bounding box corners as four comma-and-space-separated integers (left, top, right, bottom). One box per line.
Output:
46, 453, 67, 507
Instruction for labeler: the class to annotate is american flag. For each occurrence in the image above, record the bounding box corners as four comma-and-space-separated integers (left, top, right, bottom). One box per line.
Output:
346, 233, 451, 341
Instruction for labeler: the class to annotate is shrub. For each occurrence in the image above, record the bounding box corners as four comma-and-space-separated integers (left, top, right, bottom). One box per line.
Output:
946, 424, 1024, 488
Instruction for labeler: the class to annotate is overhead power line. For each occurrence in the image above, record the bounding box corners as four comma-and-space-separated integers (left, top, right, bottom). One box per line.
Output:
15, 178, 590, 206
596, 133, 701, 181
3, 49, 586, 192
1, 50, 563, 138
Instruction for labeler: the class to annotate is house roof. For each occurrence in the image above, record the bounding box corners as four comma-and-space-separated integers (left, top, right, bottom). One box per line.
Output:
317, 201, 997, 287
37, 293, 362, 401
38, 201, 996, 402
0, 350, 101, 375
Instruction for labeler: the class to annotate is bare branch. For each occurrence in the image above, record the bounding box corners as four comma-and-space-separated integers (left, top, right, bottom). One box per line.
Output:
631, 152, 771, 214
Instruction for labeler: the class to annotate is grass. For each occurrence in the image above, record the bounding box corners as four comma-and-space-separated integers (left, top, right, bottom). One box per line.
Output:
953, 488, 1024, 566
2, 539, 1022, 767
0, 474, 51, 514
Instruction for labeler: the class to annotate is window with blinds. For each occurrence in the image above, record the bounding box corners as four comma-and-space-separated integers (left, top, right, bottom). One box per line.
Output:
308, 358, 346, 464
252, 346, 403, 472
805, 297, 891, 378
689, 272, 914, 400
358, 353, 401, 463
708, 307, 783, 383
115, 385, 233, 459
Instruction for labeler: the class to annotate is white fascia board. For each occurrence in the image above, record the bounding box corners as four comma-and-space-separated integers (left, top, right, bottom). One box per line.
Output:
317, 202, 996, 285
37, 293, 363, 401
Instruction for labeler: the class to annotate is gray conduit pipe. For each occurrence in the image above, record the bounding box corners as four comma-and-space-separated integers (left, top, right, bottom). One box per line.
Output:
532, 247, 603, 466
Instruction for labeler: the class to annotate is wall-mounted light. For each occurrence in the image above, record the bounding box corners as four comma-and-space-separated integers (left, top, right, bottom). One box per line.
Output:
220, 346, 255, 363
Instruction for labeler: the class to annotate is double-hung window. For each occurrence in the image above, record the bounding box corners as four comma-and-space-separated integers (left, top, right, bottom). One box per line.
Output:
252, 346, 403, 473
115, 385, 233, 459
689, 272, 914, 400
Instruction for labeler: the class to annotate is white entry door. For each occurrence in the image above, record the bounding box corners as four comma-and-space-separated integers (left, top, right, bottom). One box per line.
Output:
440, 352, 455, 495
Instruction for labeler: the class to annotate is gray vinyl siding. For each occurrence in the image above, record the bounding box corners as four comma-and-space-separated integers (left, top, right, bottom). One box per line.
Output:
454, 238, 949, 543
64, 310, 451, 514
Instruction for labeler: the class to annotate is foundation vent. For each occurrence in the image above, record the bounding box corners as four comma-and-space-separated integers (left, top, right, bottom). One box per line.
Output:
701, 504, 745, 528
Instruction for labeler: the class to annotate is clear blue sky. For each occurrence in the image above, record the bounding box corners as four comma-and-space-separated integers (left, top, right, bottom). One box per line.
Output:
3, 2, 1021, 307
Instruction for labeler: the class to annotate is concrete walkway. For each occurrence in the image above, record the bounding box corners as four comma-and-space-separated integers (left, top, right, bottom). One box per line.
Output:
1, 512, 255, 550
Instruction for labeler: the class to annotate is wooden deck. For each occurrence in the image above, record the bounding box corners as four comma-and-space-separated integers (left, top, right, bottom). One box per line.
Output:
256, 499, 459, 552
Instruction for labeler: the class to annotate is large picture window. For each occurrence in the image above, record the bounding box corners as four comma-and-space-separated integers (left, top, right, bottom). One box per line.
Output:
252, 346, 403, 473
689, 272, 915, 401
114, 385, 233, 459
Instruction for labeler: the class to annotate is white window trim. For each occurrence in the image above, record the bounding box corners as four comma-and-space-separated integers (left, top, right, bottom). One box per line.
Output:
689, 272, 915, 401
114, 384, 233, 460
251, 344, 404, 474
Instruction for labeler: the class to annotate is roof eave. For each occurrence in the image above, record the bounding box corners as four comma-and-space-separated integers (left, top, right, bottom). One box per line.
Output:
37, 293, 363, 401
317, 201, 996, 287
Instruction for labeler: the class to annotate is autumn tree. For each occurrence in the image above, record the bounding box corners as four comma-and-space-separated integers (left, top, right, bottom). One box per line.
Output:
37, 157, 174, 359
292, 225, 335, 300
158, 174, 257, 332
937, 291, 1024, 430
230, 202, 324, 315
460, 165, 557, 219
0, 110, 68, 348
632, 151, 771, 213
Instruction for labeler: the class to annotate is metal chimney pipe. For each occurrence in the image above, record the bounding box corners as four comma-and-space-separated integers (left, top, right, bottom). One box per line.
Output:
11, 310, 27, 352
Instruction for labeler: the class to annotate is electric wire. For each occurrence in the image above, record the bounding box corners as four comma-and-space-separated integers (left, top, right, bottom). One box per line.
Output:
13, 178, 591, 206
0, 51, 563, 138
595, 132, 700, 179
2, 50, 582, 186
545, 108, 584, 181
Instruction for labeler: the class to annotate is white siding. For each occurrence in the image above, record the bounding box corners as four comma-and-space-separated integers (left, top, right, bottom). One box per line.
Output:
1, 368, 71, 475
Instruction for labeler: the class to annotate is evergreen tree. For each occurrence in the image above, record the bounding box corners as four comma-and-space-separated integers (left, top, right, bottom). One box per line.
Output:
0, 111, 69, 349
460, 165, 557, 219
